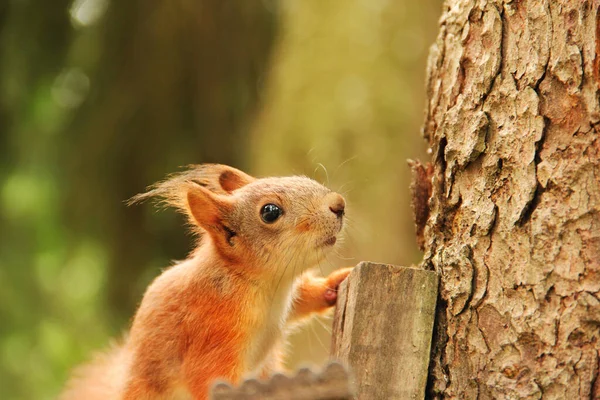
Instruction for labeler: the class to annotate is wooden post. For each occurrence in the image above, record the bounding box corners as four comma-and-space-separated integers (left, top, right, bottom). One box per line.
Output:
331, 262, 438, 399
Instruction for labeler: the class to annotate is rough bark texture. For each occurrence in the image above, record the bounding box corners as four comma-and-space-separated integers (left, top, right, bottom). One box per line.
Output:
421, 0, 600, 398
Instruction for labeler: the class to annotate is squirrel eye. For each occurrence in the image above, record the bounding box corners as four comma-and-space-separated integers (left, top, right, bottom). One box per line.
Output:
260, 204, 282, 223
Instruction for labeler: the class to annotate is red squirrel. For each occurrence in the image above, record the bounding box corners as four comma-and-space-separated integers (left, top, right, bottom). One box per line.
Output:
61, 164, 351, 400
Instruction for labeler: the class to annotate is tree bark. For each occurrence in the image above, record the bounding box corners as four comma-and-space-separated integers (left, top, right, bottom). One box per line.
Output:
421, 0, 600, 398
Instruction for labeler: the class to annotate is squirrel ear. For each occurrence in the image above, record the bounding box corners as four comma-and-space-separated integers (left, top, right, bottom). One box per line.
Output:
191, 164, 255, 194
127, 164, 254, 208
186, 185, 232, 229
187, 186, 238, 248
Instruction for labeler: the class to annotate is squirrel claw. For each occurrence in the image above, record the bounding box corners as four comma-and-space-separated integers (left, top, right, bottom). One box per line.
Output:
324, 288, 338, 305
322, 267, 353, 306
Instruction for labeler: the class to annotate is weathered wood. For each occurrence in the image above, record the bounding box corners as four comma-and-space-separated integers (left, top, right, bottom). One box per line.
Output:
210, 362, 353, 400
331, 262, 438, 399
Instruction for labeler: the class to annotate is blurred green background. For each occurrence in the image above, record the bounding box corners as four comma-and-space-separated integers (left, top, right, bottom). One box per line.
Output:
0, 0, 441, 398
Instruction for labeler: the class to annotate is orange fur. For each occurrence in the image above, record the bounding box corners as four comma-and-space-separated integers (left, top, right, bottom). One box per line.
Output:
289, 268, 353, 323
60, 164, 351, 400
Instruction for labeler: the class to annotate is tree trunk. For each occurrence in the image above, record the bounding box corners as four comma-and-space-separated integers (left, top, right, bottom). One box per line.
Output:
62, 0, 276, 325
421, 0, 600, 398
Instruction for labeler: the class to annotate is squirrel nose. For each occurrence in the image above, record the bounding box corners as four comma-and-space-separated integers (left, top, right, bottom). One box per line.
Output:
328, 194, 345, 218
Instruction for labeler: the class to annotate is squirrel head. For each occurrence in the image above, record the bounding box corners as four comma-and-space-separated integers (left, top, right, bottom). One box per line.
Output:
130, 164, 345, 278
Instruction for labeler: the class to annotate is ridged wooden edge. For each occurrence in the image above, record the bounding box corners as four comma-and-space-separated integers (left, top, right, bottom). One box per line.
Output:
210, 362, 353, 400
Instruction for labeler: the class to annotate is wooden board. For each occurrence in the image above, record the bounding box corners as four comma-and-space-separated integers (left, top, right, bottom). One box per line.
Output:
210, 362, 353, 400
331, 262, 438, 399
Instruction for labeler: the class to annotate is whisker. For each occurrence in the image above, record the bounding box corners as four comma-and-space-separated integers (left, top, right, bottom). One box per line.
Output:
333, 252, 355, 261
269, 236, 303, 317
333, 156, 358, 179
314, 316, 332, 334
310, 320, 329, 352
307, 317, 315, 353
315, 163, 330, 186
337, 181, 355, 194
317, 253, 326, 276
321, 249, 338, 273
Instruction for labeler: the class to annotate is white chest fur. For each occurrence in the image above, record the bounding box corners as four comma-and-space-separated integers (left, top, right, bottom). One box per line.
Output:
243, 282, 294, 372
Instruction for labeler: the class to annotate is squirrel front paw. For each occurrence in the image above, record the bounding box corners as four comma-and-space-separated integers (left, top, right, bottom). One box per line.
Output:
322, 267, 353, 306
289, 267, 353, 322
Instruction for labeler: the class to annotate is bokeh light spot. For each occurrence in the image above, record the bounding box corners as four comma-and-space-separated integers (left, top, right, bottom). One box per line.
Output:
70, 0, 109, 27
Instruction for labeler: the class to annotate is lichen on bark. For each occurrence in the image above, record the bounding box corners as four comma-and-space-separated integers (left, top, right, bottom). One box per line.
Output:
421, 0, 600, 398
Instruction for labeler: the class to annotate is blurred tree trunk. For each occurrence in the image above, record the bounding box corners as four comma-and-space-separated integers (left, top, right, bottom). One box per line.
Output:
421, 0, 600, 398
1, 2, 276, 397
62, 1, 276, 325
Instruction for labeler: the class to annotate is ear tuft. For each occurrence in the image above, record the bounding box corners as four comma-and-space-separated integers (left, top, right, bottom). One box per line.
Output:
190, 164, 255, 194
126, 164, 255, 210
218, 168, 254, 193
